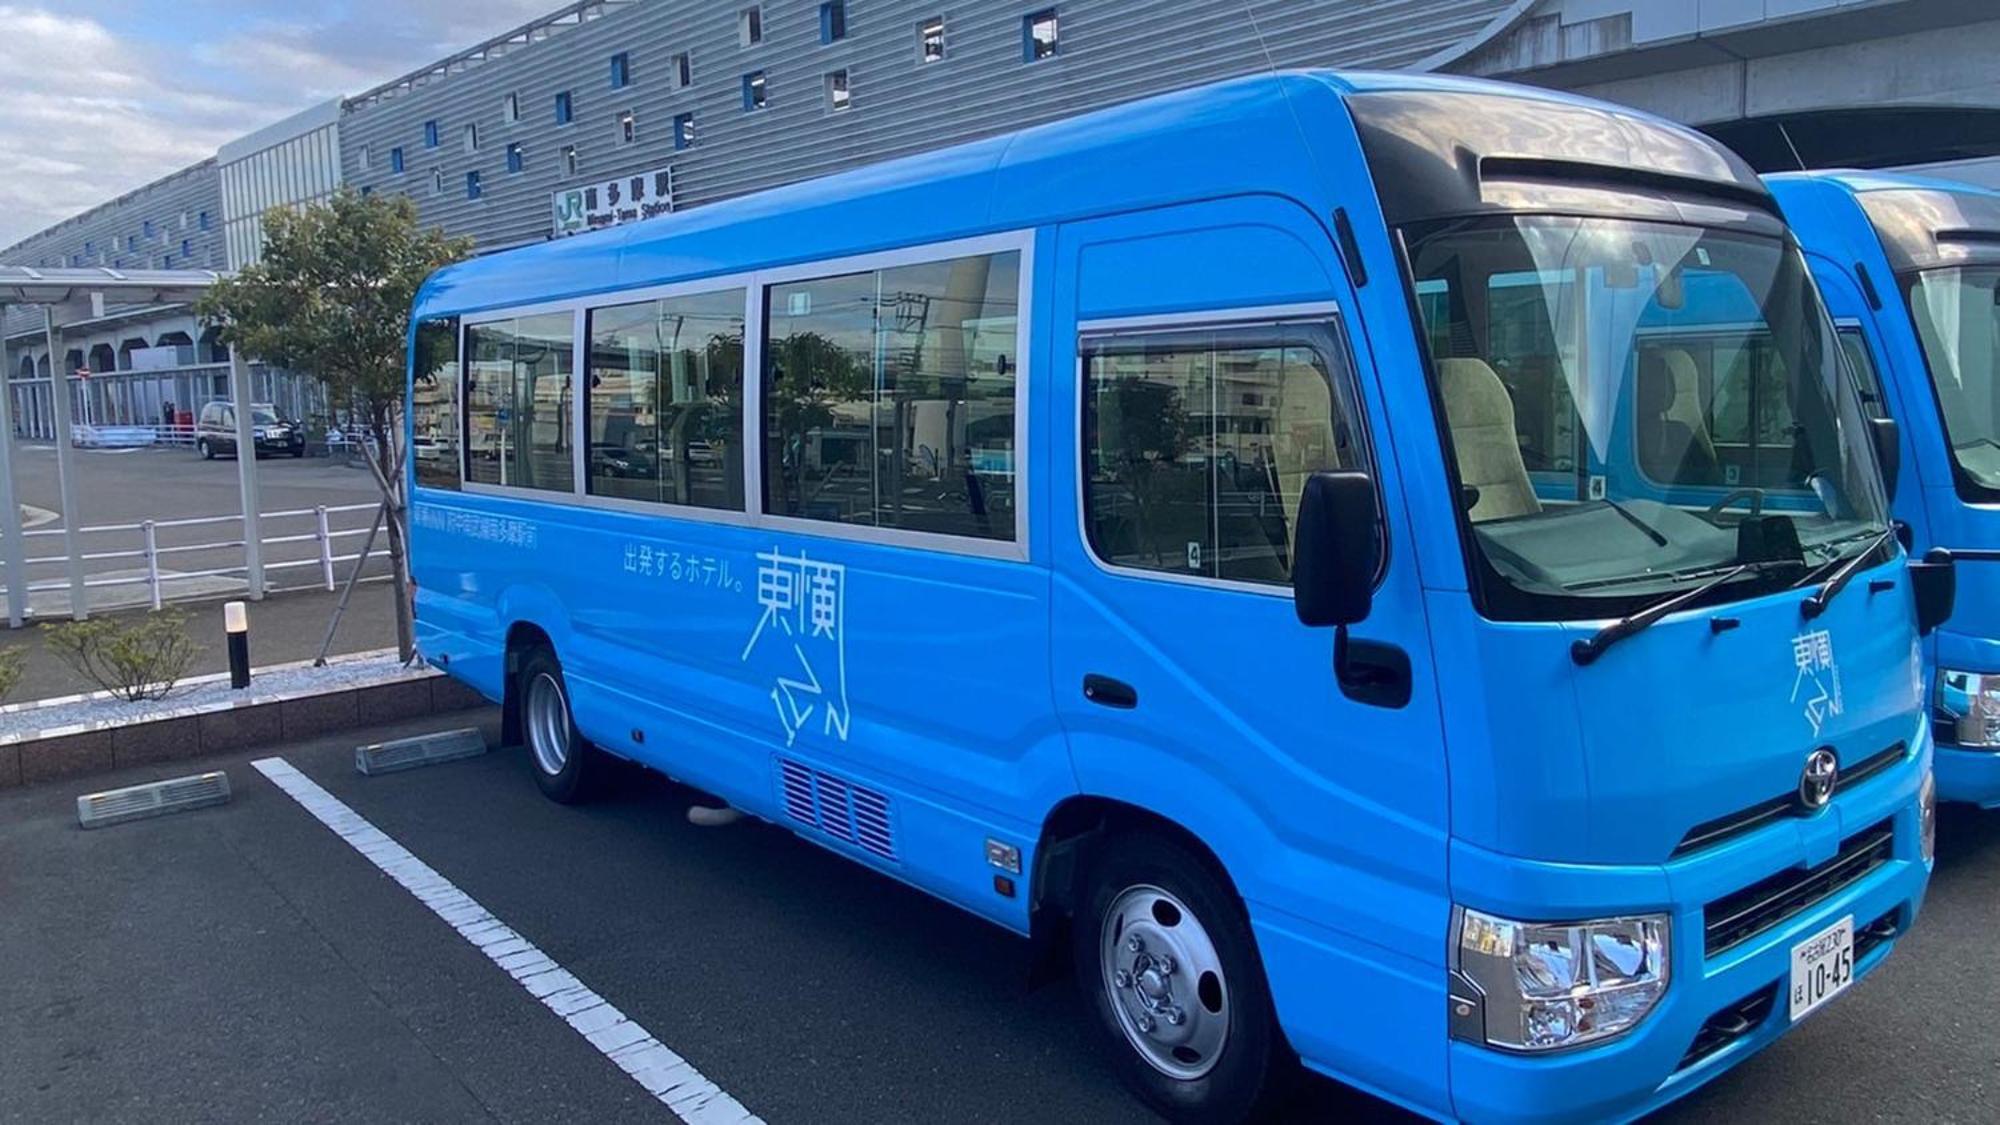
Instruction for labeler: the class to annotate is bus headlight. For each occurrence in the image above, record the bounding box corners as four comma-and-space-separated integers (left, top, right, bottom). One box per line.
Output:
1454, 910, 1669, 1051
1934, 669, 2000, 747
1920, 770, 1937, 864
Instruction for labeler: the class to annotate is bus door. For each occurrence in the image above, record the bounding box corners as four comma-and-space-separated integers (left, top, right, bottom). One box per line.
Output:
1043, 199, 1450, 1098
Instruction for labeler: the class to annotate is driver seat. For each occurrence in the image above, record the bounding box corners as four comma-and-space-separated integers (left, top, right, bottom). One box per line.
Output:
1439, 358, 1541, 521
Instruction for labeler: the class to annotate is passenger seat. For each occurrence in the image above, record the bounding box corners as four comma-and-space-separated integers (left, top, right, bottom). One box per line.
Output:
1439, 358, 1541, 521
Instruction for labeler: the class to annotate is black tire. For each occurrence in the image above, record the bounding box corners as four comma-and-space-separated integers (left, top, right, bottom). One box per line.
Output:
1074, 831, 1293, 1124
515, 647, 604, 804
197, 438, 212, 460
291, 448, 305, 458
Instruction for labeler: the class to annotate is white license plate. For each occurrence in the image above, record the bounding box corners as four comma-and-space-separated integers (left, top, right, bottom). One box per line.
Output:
1789, 915, 1855, 1021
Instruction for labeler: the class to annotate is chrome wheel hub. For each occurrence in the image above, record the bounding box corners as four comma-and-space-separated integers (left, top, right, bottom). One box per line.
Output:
1100, 884, 1228, 1080
524, 671, 571, 777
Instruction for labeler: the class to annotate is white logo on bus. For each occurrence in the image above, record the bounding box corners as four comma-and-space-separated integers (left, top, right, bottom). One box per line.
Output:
742, 546, 852, 746
1790, 629, 1843, 736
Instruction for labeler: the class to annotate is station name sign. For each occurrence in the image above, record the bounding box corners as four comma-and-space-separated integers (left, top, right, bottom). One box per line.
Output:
552, 166, 675, 238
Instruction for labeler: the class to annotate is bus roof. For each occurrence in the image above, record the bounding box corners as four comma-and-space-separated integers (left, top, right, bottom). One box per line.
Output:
1769, 169, 2000, 273
414, 69, 1764, 321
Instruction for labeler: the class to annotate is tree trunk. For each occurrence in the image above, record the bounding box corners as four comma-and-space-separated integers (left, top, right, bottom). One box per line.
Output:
360, 399, 413, 663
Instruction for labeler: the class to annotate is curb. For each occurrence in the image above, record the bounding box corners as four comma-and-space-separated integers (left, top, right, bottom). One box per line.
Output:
0, 666, 492, 790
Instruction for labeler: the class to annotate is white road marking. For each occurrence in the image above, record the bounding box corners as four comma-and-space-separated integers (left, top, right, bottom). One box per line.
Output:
252, 756, 761, 1125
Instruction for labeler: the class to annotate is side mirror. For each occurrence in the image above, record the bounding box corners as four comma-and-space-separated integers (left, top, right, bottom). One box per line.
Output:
1870, 416, 1900, 500
1914, 549, 1958, 635
1293, 471, 1378, 628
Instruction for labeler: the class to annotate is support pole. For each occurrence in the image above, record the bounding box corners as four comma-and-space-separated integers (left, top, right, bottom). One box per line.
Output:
43, 308, 85, 621
0, 303, 26, 627
315, 505, 335, 591
143, 520, 162, 611
228, 345, 265, 600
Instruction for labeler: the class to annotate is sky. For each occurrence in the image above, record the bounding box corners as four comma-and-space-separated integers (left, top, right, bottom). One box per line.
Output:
0, 0, 556, 248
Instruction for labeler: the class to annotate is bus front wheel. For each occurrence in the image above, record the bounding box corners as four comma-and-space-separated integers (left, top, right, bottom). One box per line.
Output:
516, 647, 604, 804
1074, 831, 1291, 1124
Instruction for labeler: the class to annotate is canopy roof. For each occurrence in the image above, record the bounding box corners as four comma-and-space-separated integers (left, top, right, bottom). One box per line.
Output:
0, 266, 222, 325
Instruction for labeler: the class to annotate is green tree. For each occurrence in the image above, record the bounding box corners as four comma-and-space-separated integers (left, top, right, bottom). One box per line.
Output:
196, 190, 473, 660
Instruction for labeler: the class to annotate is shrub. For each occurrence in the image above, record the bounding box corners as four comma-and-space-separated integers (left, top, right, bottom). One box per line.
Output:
45, 610, 199, 702
0, 646, 22, 702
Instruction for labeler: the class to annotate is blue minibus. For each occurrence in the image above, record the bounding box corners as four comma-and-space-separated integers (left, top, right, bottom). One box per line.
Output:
407, 72, 1944, 1123
1767, 171, 2000, 808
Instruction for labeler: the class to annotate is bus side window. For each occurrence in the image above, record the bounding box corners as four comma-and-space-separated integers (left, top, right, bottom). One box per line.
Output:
466, 313, 577, 493
1081, 320, 1370, 585
413, 316, 461, 491
763, 249, 1021, 541
585, 290, 746, 511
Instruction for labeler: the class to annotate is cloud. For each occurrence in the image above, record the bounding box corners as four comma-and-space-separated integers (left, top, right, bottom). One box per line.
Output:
0, 1, 552, 250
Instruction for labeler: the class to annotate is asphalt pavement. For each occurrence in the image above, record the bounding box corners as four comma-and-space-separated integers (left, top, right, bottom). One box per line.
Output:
3, 717, 1997, 1124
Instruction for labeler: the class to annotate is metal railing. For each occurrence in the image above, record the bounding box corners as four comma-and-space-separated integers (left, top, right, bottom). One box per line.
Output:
2, 502, 388, 620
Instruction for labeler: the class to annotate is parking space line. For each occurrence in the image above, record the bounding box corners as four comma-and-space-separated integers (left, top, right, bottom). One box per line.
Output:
251, 756, 762, 1125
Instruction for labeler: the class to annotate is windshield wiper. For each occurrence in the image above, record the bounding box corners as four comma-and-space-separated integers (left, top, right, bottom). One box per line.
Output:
1601, 499, 1667, 547
1799, 525, 1898, 620
1572, 559, 1804, 666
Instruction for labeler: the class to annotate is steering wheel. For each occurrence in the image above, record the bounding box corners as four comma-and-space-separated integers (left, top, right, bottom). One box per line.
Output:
1704, 487, 1765, 524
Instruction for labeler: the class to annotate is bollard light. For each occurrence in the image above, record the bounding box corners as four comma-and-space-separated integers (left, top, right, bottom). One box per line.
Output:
224, 600, 250, 690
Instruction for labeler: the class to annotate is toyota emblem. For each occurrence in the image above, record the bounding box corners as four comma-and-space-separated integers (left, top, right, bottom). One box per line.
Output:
1799, 748, 1840, 810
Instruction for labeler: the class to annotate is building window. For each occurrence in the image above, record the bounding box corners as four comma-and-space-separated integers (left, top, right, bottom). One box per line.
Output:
504, 93, 520, 124
586, 288, 748, 510
763, 249, 1023, 540
673, 52, 693, 88
825, 70, 850, 111
619, 110, 638, 144
463, 123, 479, 153
464, 314, 577, 492
424, 120, 439, 147
1024, 9, 1059, 61
555, 90, 574, 125
506, 143, 524, 174
466, 171, 482, 200
432, 169, 444, 196
142, 219, 154, 238
1082, 320, 1369, 584
820, 1, 846, 43
742, 71, 767, 111
610, 52, 630, 89
390, 148, 405, 174
562, 145, 580, 176
127, 234, 137, 251
919, 17, 946, 62
181, 239, 192, 257
360, 144, 372, 169
739, 6, 762, 46
674, 112, 696, 150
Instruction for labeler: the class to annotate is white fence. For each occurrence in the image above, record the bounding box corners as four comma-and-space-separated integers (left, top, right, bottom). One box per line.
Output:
2, 502, 388, 622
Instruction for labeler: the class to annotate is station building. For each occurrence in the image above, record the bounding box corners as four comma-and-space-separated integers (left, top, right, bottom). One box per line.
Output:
6, 0, 2000, 437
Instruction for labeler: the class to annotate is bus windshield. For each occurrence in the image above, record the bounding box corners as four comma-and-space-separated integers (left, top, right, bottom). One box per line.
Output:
1907, 265, 2000, 497
1406, 214, 1890, 617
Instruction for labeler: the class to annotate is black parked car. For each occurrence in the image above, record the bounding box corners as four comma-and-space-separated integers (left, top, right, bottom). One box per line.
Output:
196, 401, 306, 459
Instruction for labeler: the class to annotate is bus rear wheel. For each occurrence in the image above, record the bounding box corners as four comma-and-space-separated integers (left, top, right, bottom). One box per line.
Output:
516, 647, 603, 804
1074, 831, 1291, 1124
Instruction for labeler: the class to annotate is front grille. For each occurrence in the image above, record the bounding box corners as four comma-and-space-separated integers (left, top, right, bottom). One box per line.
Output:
1703, 819, 1895, 957
1679, 986, 1777, 1070
1674, 743, 1907, 858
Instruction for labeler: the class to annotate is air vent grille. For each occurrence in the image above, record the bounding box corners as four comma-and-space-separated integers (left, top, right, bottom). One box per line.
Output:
777, 758, 896, 862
